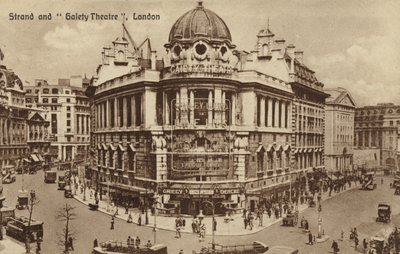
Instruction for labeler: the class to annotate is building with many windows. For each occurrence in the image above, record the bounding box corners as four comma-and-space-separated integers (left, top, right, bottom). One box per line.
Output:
87, 2, 327, 215
324, 87, 356, 173
0, 58, 29, 171
354, 103, 400, 171
24, 76, 90, 166
26, 109, 50, 167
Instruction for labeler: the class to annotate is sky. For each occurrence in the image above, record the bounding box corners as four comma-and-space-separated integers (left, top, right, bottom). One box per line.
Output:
0, 0, 399, 106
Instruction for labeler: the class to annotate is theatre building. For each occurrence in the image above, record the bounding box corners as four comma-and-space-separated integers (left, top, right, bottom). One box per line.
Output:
87, 2, 325, 215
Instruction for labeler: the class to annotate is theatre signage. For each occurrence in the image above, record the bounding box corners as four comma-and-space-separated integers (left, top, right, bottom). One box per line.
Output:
161, 188, 240, 195
169, 64, 234, 75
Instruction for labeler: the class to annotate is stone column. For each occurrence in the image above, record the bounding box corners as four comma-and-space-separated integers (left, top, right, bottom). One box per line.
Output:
164, 92, 170, 125
98, 105, 102, 129
122, 97, 127, 127
222, 91, 226, 125
115, 98, 120, 128
130, 96, 136, 127
274, 99, 279, 127
231, 94, 236, 126
260, 97, 265, 127
267, 97, 273, 127
176, 91, 180, 126
189, 90, 195, 125
208, 90, 213, 126
281, 101, 286, 129
106, 100, 110, 128
214, 88, 222, 126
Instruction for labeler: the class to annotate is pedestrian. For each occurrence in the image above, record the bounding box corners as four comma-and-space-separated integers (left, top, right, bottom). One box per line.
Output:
381, 178, 383, 185
138, 214, 142, 226
341, 229, 344, 241
110, 216, 115, 230
244, 217, 248, 229
146, 240, 152, 248
179, 249, 184, 254
93, 238, 98, 248
308, 232, 313, 245
213, 218, 217, 231
127, 213, 133, 223
135, 236, 141, 247
355, 236, 359, 249
36, 237, 41, 252
68, 237, 74, 251
125, 205, 129, 214
363, 238, 368, 251
331, 240, 339, 253
192, 218, 197, 233
175, 224, 181, 238
127, 236, 131, 246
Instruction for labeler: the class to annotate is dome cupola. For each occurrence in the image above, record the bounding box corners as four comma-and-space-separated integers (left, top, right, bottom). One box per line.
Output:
166, 1, 234, 48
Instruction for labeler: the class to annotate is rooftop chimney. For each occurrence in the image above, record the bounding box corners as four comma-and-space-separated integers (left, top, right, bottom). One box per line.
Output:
273, 38, 285, 57
286, 44, 295, 59
294, 50, 304, 64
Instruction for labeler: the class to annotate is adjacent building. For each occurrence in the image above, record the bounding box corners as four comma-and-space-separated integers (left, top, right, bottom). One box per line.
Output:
24, 76, 90, 167
324, 87, 356, 173
0, 59, 29, 171
26, 109, 51, 168
354, 103, 400, 171
87, 2, 327, 215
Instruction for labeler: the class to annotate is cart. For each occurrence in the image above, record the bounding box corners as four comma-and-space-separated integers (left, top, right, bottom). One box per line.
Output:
16, 191, 29, 210
58, 176, 66, 190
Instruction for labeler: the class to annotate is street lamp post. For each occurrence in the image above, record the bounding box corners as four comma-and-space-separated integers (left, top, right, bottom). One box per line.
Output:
153, 200, 161, 245
202, 200, 223, 250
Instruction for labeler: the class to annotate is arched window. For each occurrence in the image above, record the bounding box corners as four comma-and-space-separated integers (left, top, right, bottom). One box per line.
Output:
116, 144, 125, 170
109, 144, 116, 168
128, 144, 136, 172
256, 145, 265, 172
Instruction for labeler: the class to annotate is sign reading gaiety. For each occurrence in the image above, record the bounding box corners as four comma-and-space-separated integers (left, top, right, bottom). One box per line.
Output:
161, 188, 240, 195
170, 64, 233, 75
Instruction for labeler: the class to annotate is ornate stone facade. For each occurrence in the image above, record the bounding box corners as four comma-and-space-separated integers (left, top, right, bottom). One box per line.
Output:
87, 2, 327, 215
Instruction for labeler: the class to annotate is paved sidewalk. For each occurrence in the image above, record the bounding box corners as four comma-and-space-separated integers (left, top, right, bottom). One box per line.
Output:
0, 236, 26, 254
71, 179, 360, 236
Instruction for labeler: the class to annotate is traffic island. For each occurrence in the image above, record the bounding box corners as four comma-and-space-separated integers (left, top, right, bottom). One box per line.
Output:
315, 235, 330, 243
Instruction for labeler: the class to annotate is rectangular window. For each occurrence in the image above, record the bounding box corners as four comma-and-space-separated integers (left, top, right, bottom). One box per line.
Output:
67, 113, 71, 118
67, 106, 71, 111
67, 98, 71, 103
43, 98, 49, 103
67, 120, 71, 127
51, 114, 57, 134
51, 98, 58, 104
135, 94, 142, 126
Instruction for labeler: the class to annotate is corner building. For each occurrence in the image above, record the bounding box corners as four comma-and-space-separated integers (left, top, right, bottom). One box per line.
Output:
88, 2, 326, 215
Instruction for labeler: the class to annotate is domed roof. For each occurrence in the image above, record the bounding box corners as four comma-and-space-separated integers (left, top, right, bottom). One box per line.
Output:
168, 1, 232, 45
0, 65, 23, 90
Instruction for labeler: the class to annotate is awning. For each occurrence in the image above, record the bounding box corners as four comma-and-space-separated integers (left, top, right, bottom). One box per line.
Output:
23, 158, 31, 163
283, 144, 291, 151
117, 144, 125, 152
108, 144, 116, 151
101, 143, 108, 150
293, 148, 299, 154
97, 144, 102, 150
256, 145, 265, 153
275, 144, 283, 151
30, 154, 40, 162
37, 154, 45, 162
99, 182, 150, 195
307, 148, 314, 153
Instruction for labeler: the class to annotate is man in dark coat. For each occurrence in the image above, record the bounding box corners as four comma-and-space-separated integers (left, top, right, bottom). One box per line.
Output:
331, 240, 339, 253
308, 232, 313, 245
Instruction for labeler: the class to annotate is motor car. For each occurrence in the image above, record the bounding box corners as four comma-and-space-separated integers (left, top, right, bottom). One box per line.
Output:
376, 203, 391, 223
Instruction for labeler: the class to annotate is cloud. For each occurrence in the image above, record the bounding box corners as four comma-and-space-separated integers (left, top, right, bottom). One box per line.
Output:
43, 22, 107, 50
308, 34, 400, 106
